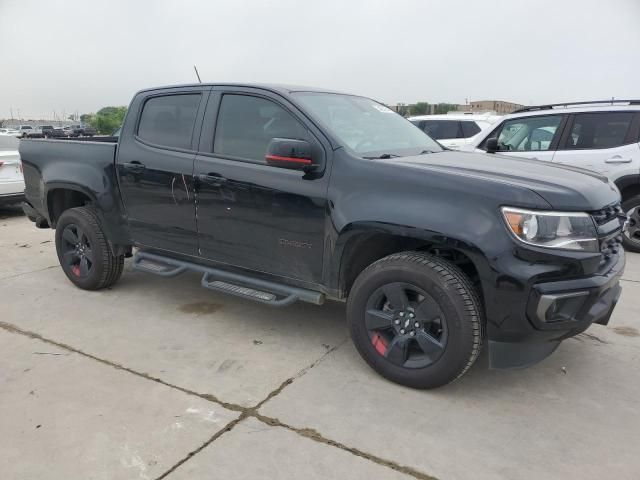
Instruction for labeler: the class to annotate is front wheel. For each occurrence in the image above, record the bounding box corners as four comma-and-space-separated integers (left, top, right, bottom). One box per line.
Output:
622, 195, 640, 253
55, 207, 124, 290
347, 252, 483, 389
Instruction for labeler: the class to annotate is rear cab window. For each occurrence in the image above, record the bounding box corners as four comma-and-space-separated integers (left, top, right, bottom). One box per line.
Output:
137, 94, 201, 149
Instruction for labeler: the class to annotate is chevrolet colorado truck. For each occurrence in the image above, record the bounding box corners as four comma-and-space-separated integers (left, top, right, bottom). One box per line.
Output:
19, 84, 626, 388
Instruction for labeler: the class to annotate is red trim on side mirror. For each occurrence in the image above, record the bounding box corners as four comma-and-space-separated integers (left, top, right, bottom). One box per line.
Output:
265, 154, 312, 165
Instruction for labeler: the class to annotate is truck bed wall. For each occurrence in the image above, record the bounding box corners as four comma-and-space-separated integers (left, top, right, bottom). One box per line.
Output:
19, 138, 132, 246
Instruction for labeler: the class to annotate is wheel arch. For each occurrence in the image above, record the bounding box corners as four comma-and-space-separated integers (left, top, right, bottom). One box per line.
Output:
615, 174, 640, 202
45, 183, 132, 255
331, 222, 490, 302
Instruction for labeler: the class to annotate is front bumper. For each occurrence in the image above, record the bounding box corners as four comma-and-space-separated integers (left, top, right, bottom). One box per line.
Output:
488, 248, 625, 369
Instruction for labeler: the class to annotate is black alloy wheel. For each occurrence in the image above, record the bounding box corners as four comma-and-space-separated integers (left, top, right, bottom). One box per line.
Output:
60, 223, 94, 278
365, 282, 447, 369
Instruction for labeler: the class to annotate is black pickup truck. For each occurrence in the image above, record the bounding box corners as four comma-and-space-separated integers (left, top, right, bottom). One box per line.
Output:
19, 83, 626, 388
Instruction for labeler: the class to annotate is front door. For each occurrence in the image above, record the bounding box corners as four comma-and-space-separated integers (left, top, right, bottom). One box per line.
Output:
478, 114, 566, 163
116, 89, 205, 255
193, 90, 330, 284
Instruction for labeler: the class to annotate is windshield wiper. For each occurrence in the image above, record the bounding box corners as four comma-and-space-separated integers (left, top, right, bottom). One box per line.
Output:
419, 150, 436, 155
362, 153, 401, 159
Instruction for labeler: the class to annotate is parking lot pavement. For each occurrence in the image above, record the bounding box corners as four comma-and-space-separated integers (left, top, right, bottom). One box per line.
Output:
1, 208, 640, 480
0, 328, 239, 480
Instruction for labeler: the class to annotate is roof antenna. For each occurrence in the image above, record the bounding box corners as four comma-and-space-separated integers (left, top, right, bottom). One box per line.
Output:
193, 65, 202, 83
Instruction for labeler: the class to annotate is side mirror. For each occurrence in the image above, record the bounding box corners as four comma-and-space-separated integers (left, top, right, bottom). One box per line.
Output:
485, 137, 499, 153
265, 138, 319, 171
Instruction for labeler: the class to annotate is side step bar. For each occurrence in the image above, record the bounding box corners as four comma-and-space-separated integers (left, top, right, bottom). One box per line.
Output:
132, 251, 324, 307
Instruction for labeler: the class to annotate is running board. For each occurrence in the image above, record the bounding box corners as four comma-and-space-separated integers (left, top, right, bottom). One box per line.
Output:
132, 251, 324, 307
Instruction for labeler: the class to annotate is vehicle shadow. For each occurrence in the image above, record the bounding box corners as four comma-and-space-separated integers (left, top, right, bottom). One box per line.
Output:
0, 204, 25, 220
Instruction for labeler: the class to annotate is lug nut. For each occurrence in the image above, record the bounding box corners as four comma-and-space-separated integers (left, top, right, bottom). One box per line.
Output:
400, 329, 405, 334
409, 313, 415, 318
409, 331, 415, 336
394, 319, 400, 325
399, 312, 405, 317
414, 322, 420, 328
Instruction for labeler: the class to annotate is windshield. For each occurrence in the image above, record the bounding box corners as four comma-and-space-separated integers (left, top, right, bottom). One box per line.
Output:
292, 92, 442, 157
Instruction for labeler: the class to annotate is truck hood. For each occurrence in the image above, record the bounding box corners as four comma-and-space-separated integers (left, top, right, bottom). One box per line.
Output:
389, 150, 620, 210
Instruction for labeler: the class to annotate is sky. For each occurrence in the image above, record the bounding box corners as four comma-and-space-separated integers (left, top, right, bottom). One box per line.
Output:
1, 0, 639, 120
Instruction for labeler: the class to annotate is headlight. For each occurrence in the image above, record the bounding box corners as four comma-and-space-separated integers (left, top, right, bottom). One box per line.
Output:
501, 207, 598, 252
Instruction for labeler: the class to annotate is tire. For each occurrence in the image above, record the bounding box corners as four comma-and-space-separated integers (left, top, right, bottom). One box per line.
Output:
55, 206, 125, 290
347, 251, 483, 389
622, 195, 640, 253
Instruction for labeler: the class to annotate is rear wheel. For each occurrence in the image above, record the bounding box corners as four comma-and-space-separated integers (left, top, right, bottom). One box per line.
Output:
622, 195, 640, 253
347, 251, 483, 389
55, 207, 124, 290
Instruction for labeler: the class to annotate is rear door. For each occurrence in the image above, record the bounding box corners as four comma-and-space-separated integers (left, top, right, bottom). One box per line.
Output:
115, 87, 207, 255
477, 114, 566, 162
553, 111, 640, 177
193, 88, 330, 284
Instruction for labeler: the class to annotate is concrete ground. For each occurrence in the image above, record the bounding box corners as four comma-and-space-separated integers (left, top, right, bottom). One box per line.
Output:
1, 204, 639, 480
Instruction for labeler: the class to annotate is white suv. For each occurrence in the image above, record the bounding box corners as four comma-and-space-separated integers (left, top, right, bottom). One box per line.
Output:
463, 100, 640, 252
409, 113, 502, 150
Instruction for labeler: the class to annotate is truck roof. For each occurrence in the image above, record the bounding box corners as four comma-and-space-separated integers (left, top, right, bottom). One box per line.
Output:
135, 82, 355, 97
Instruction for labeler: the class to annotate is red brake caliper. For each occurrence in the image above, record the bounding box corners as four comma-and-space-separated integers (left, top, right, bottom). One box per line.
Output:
71, 265, 81, 277
371, 333, 388, 356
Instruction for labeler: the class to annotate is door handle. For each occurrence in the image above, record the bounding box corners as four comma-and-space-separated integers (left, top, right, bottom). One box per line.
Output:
605, 155, 632, 164
122, 162, 146, 173
197, 173, 228, 187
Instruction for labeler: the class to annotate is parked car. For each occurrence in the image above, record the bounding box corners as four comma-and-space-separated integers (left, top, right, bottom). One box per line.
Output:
18, 125, 34, 138
41, 125, 66, 139
462, 100, 640, 252
0, 128, 22, 137
0, 150, 25, 205
66, 124, 96, 137
19, 83, 625, 389
25, 127, 44, 138
409, 113, 502, 149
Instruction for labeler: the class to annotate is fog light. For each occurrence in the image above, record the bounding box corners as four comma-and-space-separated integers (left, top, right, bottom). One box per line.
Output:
537, 291, 589, 323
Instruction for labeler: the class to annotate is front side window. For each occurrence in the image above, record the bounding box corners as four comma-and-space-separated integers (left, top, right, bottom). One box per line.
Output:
563, 112, 634, 149
214, 94, 310, 163
495, 115, 562, 151
137, 94, 201, 149
293, 92, 442, 158
421, 120, 461, 140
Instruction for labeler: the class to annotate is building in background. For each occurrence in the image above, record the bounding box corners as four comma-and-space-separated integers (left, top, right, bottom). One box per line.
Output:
461, 100, 525, 114
391, 99, 526, 117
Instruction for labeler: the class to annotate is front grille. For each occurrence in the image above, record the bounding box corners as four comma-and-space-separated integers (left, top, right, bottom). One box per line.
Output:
591, 202, 623, 226
590, 202, 624, 264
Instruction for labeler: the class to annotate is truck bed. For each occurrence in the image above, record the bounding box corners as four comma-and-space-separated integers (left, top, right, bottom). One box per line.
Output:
19, 138, 119, 223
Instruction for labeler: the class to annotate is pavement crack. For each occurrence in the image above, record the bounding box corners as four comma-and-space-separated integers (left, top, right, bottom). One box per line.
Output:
252, 338, 348, 411
0, 264, 59, 282
0, 323, 435, 480
154, 413, 249, 480
0, 320, 245, 414
251, 412, 438, 480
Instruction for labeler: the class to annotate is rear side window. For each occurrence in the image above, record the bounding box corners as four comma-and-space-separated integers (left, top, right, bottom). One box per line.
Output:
421, 120, 461, 140
563, 112, 634, 149
137, 94, 201, 149
460, 121, 481, 138
214, 94, 309, 163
